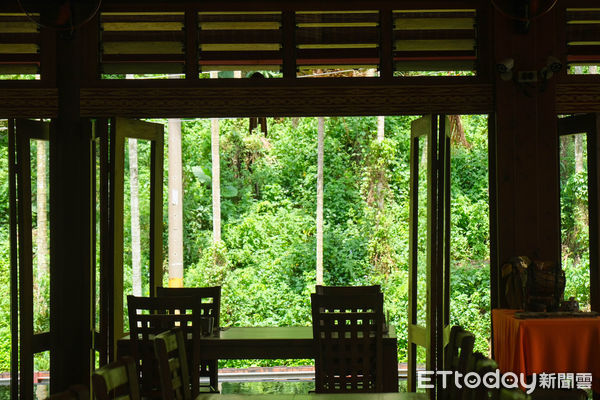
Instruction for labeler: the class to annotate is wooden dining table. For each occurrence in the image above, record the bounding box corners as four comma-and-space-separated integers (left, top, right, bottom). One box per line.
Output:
117, 325, 400, 392
492, 308, 600, 393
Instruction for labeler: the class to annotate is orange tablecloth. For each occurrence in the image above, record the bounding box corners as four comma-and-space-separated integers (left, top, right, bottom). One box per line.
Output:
492, 308, 600, 391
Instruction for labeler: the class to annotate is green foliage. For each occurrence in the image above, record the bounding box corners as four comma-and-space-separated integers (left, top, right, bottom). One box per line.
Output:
2, 112, 591, 373
0, 230, 11, 372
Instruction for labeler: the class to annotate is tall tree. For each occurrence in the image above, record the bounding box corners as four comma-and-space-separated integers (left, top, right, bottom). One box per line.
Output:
168, 117, 184, 288
129, 138, 142, 296
316, 117, 324, 285
210, 71, 221, 243
36, 140, 48, 316
127, 74, 142, 296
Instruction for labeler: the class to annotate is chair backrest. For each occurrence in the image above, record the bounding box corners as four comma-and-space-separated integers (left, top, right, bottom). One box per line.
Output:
92, 356, 141, 400
127, 295, 202, 397
315, 285, 381, 296
462, 352, 498, 400
156, 286, 221, 328
311, 292, 384, 393
443, 325, 475, 400
155, 287, 222, 392
154, 328, 192, 400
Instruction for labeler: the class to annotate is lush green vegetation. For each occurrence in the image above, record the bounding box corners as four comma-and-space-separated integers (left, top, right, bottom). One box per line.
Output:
0, 112, 591, 374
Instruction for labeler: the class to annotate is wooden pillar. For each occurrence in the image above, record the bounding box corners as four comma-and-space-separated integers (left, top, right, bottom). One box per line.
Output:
493, 6, 560, 307
49, 28, 92, 391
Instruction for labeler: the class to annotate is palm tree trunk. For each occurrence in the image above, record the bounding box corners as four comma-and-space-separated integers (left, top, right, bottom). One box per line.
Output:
129, 138, 142, 296
168, 117, 184, 288
36, 140, 48, 316
210, 71, 221, 243
316, 117, 325, 285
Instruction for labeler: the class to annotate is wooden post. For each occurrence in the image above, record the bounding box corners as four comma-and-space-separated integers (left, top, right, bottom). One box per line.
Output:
493, 5, 560, 306
50, 30, 92, 392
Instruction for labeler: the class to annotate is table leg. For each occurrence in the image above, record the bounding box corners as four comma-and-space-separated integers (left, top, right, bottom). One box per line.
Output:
383, 340, 399, 391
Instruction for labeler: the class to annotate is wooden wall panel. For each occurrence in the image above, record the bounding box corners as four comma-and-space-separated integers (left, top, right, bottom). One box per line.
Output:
79, 83, 493, 117
493, 5, 561, 307
0, 89, 58, 117
556, 83, 600, 113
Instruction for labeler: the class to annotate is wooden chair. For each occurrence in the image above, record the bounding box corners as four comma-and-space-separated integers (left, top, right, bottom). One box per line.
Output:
462, 352, 533, 400
463, 351, 499, 400
310, 292, 384, 393
91, 356, 141, 400
154, 328, 200, 400
156, 286, 221, 392
443, 325, 475, 400
315, 285, 381, 295
127, 295, 203, 398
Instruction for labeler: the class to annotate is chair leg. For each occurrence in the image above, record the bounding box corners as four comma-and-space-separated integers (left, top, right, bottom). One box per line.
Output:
209, 360, 219, 393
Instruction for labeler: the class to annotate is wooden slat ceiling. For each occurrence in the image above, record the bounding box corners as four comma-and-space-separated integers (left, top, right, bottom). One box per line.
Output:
393, 9, 477, 73
0, 14, 40, 75
101, 12, 186, 74
566, 8, 600, 66
198, 11, 282, 72
0, 5, 481, 78
295, 11, 379, 75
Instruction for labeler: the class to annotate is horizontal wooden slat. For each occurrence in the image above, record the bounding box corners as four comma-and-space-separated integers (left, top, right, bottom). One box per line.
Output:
569, 41, 600, 46
0, 43, 38, 53
296, 27, 379, 44
394, 50, 475, 58
567, 24, 600, 42
394, 17, 475, 30
0, 53, 39, 62
0, 32, 39, 44
298, 43, 378, 49
199, 51, 281, 61
103, 41, 183, 54
0, 22, 38, 33
393, 29, 474, 40
567, 45, 600, 55
298, 64, 376, 70
102, 31, 185, 42
0, 64, 38, 74
395, 39, 474, 51
199, 29, 281, 43
297, 22, 378, 28
102, 54, 184, 62
200, 64, 280, 72
295, 12, 379, 24
566, 10, 600, 21
395, 60, 475, 71
101, 13, 184, 22
102, 22, 183, 31
557, 82, 600, 113
199, 21, 280, 30
199, 43, 280, 51
297, 48, 379, 59
393, 10, 476, 17
197, 13, 281, 23
0, 15, 33, 22
102, 62, 184, 74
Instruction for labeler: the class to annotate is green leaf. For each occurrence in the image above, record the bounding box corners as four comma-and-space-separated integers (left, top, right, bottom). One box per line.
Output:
191, 165, 211, 183
222, 185, 238, 198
